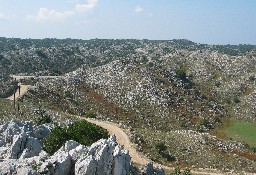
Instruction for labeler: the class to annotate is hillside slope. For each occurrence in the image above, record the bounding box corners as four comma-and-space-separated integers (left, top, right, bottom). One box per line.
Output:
1, 38, 256, 172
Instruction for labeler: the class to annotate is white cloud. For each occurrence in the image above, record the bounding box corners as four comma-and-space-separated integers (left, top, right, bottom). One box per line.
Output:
0, 13, 5, 19
134, 6, 143, 13
27, 8, 75, 22
75, 0, 98, 13
27, 0, 98, 22
0, 12, 10, 21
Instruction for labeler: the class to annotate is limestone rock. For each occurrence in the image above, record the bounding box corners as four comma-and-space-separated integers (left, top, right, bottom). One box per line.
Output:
20, 136, 42, 159
8, 131, 42, 159
1, 120, 33, 144
16, 166, 39, 175
75, 155, 97, 175
33, 124, 52, 140
69, 144, 88, 162
112, 145, 131, 175
49, 151, 72, 175
75, 135, 130, 175
0, 146, 9, 159
142, 162, 165, 175
63, 140, 80, 152
0, 159, 17, 174
8, 131, 28, 159
0, 120, 132, 175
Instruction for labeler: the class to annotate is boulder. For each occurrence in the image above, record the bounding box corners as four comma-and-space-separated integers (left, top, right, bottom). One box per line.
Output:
49, 151, 72, 175
33, 124, 52, 140
8, 131, 42, 159
63, 140, 80, 152
142, 162, 165, 175
16, 166, 39, 175
75, 155, 97, 175
69, 144, 88, 162
112, 145, 131, 175
0, 146, 9, 159
8, 131, 28, 159
0, 120, 133, 175
0, 159, 17, 174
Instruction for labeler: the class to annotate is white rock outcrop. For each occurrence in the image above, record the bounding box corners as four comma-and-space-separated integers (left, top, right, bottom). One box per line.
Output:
0, 120, 51, 160
0, 120, 132, 175
9, 131, 42, 159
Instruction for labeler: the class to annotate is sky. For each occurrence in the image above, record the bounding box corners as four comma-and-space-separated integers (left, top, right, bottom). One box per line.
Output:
0, 0, 256, 44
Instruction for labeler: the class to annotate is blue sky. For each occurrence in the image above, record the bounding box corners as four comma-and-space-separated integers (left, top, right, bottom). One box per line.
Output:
0, 0, 255, 44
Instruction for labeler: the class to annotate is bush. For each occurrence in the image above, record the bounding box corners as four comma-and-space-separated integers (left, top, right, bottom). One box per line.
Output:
233, 97, 240, 103
155, 142, 167, 153
43, 120, 109, 155
249, 75, 255, 82
43, 126, 68, 155
196, 118, 212, 131
85, 110, 97, 118
176, 68, 187, 80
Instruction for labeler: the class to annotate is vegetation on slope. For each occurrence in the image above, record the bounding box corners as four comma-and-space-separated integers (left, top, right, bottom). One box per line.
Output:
43, 120, 109, 155
220, 120, 256, 148
1, 37, 256, 172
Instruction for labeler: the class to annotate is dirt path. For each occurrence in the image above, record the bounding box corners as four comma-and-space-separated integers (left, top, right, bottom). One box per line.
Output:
12, 75, 63, 80
5, 86, 225, 174
6, 84, 31, 100
85, 118, 151, 166
82, 118, 224, 175
3, 80, 227, 174
2, 76, 242, 174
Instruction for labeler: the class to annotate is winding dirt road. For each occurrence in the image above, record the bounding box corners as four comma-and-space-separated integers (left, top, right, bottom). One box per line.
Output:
85, 118, 151, 166
82, 117, 224, 175
4, 80, 226, 174
12, 75, 63, 80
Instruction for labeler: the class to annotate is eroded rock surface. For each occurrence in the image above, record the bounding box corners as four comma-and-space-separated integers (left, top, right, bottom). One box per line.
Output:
0, 120, 133, 175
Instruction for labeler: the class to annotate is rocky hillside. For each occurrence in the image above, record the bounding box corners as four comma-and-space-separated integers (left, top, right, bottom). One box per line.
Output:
23, 58, 256, 172
1, 38, 256, 173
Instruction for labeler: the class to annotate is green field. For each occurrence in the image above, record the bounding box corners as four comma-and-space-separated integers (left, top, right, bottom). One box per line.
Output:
222, 120, 256, 148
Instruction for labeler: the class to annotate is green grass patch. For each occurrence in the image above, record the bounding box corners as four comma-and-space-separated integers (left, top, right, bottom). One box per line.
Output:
222, 120, 256, 147
0, 98, 18, 117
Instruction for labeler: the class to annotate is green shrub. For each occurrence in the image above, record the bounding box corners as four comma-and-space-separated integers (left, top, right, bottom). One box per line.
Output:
85, 111, 97, 118
249, 75, 255, 82
233, 97, 240, 103
176, 68, 187, 80
155, 142, 167, 153
43, 120, 109, 155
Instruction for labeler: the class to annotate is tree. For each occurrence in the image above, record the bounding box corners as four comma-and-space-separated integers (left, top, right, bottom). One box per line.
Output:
176, 68, 187, 80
